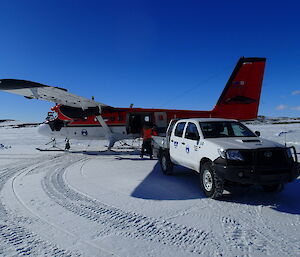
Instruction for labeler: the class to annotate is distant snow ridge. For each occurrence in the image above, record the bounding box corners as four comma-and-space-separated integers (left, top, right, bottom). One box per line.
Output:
276, 130, 295, 136
0, 120, 40, 128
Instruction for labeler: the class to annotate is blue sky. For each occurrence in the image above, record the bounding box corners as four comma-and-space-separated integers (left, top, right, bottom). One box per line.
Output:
0, 0, 300, 122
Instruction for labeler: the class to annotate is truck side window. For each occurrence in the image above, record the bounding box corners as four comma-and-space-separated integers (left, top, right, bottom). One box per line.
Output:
174, 122, 186, 137
185, 123, 200, 140
167, 119, 178, 137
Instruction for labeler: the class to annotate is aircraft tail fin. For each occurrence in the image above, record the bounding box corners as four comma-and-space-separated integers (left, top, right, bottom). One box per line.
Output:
212, 57, 266, 120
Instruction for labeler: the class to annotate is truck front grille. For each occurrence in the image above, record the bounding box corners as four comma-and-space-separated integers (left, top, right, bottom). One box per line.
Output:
228, 148, 289, 166
256, 149, 287, 165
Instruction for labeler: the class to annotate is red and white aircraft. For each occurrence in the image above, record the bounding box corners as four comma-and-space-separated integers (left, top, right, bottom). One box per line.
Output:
0, 57, 266, 149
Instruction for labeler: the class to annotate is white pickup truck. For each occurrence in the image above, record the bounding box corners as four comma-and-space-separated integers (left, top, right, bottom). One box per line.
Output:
152, 118, 299, 199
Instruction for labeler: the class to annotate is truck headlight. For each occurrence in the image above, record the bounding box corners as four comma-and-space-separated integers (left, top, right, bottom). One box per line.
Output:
226, 150, 244, 161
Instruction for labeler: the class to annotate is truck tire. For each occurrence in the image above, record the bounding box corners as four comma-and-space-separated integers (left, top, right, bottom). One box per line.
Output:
160, 152, 173, 175
200, 162, 223, 199
262, 183, 284, 192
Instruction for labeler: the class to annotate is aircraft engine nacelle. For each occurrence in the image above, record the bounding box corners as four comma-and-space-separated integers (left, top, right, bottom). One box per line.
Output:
59, 105, 101, 119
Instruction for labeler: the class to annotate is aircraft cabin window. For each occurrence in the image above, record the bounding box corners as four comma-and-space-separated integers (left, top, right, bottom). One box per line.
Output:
185, 123, 200, 140
174, 122, 186, 137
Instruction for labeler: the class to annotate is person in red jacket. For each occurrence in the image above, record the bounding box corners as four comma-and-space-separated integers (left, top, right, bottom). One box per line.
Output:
152, 125, 159, 136
140, 124, 158, 159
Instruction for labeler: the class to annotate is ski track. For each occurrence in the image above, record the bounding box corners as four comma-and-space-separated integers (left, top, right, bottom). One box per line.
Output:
0, 155, 79, 256
41, 155, 223, 256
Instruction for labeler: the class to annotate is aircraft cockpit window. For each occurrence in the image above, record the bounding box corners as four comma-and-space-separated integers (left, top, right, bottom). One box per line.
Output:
46, 111, 56, 121
48, 119, 65, 131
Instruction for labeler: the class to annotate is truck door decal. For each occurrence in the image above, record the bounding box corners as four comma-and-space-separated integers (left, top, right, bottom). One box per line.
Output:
174, 141, 178, 148
186, 146, 190, 153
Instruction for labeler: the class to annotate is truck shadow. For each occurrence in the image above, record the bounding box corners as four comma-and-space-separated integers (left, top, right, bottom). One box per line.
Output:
131, 162, 205, 200
132, 161, 300, 215
221, 178, 300, 215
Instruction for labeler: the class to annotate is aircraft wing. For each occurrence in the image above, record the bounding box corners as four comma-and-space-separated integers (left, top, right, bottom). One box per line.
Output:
0, 79, 109, 109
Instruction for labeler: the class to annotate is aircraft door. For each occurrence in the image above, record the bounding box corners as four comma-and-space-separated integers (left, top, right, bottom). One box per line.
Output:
154, 112, 167, 133
127, 113, 153, 134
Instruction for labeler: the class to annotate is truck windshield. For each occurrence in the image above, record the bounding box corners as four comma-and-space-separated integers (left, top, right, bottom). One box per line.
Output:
199, 121, 256, 138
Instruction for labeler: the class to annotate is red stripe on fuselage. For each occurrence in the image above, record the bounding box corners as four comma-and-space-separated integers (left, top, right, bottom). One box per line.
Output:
53, 105, 213, 126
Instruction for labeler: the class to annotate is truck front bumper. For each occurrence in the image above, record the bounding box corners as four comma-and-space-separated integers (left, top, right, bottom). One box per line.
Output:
213, 162, 300, 185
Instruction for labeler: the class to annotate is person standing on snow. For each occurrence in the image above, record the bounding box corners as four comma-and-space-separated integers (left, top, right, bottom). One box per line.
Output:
140, 124, 158, 159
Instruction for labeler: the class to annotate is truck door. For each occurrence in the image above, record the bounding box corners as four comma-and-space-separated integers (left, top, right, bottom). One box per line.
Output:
170, 121, 187, 165
183, 122, 201, 170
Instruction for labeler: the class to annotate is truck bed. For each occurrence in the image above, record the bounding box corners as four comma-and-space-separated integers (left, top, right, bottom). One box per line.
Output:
152, 136, 169, 158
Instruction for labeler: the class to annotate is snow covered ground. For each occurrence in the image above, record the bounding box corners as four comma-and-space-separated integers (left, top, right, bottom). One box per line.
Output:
0, 122, 299, 256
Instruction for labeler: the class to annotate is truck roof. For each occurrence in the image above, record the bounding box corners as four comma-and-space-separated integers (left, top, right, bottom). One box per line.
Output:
176, 118, 237, 123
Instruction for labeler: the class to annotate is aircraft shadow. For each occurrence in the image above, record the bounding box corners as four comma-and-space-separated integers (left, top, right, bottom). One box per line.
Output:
131, 162, 205, 200
221, 178, 300, 215
69, 150, 140, 156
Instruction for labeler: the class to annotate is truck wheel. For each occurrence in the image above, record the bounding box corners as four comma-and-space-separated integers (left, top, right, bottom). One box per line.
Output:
262, 183, 284, 192
200, 162, 223, 199
160, 152, 173, 175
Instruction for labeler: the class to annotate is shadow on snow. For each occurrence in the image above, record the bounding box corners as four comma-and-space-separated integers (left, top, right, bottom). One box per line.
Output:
66, 149, 300, 216
68, 149, 140, 156
130, 159, 300, 215
131, 162, 205, 200
221, 178, 300, 215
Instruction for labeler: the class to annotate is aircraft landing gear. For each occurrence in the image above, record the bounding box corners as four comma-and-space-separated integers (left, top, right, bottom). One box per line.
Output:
36, 137, 64, 151
106, 135, 117, 151
46, 137, 57, 148
65, 138, 70, 150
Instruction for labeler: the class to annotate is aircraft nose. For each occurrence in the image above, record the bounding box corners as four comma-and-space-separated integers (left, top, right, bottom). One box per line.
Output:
37, 123, 52, 137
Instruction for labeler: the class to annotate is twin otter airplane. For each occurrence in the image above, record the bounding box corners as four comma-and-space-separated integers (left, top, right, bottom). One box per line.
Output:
0, 57, 266, 149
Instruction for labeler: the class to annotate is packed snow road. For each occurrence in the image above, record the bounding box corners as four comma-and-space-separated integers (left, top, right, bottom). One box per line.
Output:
0, 123, 300, 256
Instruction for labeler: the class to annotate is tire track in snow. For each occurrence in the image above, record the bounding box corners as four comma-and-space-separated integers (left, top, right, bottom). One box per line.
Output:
0, 155, 80, 257
221, 216, 268, 256
206, 197, 300, 257
42, 156, 222, 256
11, 154, 117, 257
251, 206, 300, 255
223, 208, 300, 256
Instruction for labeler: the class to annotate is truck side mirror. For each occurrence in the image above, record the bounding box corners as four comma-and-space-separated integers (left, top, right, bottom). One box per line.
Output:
255, 131, 260, 137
